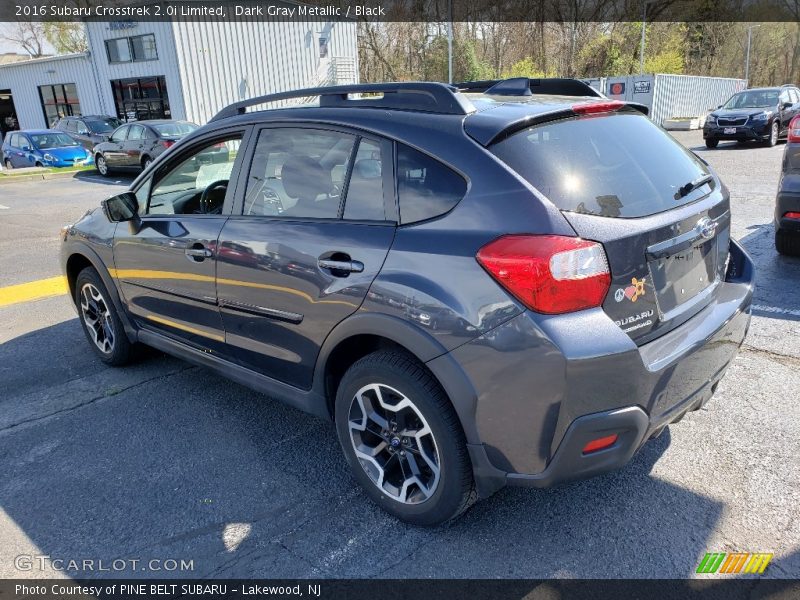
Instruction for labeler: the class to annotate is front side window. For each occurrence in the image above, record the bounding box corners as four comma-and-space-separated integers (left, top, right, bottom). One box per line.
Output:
243, 128, 355, 219
110, 127, 128, 143
148, 136, 242, 216
396, 144, 466, 224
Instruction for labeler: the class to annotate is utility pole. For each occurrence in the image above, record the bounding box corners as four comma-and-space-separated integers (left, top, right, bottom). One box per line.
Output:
745, 24, 761, 84
447, 0, 453, 84
639, 2, 649, 75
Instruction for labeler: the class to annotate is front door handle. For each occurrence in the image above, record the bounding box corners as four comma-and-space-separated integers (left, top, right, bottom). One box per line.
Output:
318, 258, 364, 274
185, 246, 213, 261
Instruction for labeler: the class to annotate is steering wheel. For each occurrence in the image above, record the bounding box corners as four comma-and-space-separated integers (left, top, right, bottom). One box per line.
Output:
199, 180, 228, 214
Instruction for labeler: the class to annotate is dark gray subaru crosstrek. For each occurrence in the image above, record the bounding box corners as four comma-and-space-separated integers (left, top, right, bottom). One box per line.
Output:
61, 78, 755, 525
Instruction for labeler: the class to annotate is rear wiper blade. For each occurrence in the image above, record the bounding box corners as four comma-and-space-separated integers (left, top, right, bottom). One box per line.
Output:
675, 174, 714, 199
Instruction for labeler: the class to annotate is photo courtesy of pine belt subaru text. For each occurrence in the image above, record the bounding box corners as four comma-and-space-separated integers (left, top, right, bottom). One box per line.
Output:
61, 77, 755, 525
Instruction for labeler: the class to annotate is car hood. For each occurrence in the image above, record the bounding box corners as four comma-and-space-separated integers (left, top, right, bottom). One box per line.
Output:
712, 107, 774, 118
40, 146, 88, 159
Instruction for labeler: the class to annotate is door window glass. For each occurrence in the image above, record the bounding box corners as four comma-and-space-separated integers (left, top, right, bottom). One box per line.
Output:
111, 126, 128, 143
127, 125, 145, 141
243, 128, 355, 219
396, 144, 466, 224
148, 136, 242, 216
343, 138, 385, 221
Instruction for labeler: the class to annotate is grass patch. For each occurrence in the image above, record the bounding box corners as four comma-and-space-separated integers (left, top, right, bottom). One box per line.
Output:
0, 164, 95, 177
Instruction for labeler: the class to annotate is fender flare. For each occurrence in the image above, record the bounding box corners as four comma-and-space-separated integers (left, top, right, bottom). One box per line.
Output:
312, 311, 481, 444
64, 241, 138, 343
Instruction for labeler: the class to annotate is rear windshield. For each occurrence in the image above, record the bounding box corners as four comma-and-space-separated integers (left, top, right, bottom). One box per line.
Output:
490, 112, 711, 218
152, 122, 198, 138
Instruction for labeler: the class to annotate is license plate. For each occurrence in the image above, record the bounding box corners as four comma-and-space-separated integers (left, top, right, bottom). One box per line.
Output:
724, 127, 737, 134
648, 238, 717, 316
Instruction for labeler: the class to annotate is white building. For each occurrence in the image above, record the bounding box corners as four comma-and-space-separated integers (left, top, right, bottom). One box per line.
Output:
0, 14, 358, 134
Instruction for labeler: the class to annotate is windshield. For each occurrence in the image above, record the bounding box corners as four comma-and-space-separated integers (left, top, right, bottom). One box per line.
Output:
490, 111, 711, 218
30, 133, 79, 149
152, 122, 198, 138
723, 90, 779, 109
85, 118, 121, 133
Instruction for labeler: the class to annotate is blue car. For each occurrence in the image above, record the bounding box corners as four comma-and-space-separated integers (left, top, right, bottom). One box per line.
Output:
2, 129, 93, 169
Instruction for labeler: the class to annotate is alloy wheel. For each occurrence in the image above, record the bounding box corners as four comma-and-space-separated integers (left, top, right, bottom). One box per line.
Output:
348, 383, 440, 504
97, 156, 107, 175
80, 283, 115, 354
771, 123, 778, 145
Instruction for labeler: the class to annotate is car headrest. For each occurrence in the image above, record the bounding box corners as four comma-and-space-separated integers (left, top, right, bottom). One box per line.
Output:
282, 155, 332, 201
353, 158, 381, 179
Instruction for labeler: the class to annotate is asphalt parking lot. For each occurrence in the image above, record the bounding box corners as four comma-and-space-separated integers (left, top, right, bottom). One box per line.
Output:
1, 131, 799, 580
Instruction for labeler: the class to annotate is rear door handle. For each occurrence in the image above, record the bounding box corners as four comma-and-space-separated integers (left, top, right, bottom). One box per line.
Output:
318, 259, 364, 273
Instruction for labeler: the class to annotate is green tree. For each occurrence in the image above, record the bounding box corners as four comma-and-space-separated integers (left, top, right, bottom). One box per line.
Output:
42, 23, 88, 54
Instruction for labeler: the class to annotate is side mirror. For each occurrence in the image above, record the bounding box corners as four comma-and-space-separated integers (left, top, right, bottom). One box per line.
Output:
102, 192, 139, 223
21, 145, 31, 152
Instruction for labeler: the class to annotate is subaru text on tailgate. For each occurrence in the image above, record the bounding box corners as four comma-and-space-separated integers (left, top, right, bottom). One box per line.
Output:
61, 78, 754, 525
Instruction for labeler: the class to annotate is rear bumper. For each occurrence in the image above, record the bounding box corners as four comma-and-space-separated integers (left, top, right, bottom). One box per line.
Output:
445, 239, 754, 493
776, 190, 800, 233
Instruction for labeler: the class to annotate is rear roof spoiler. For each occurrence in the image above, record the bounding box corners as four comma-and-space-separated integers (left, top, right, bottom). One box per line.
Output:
455, 78, 603, 98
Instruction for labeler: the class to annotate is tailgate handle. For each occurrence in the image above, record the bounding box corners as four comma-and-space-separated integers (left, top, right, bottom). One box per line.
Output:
646, 216, 724, 261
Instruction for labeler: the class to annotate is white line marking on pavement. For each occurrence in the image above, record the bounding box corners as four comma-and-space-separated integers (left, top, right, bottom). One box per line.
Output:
752, 304, 800, 317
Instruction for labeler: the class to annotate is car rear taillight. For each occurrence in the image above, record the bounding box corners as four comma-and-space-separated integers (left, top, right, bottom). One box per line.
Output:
572, 100, 625, 115
476, 235, 611, 314
161, 140, 176, 149
788, 116, 800, 143
784, 212, 800, 220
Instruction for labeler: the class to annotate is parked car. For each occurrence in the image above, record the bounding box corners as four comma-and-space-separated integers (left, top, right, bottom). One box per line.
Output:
2, 129, 92, 169
704, 86, 800, 148
61, 79, 754, 525
53, 115, 123, 152
93, 120, 199, 176
775, 114, 800, 255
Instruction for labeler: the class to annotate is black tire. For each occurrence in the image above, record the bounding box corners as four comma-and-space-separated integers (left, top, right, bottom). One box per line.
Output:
705, 138, 719, 149
141, 155, 152, 170
96, 154, 111, 177
35, 161, 43, 167
776, 230, 800, 256
4, 159, 12, 170
334, 350, 475, 526
766, 121, 779, 147
75, 267, 135, 366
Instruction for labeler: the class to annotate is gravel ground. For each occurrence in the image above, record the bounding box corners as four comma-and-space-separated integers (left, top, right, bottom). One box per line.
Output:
0, 131, 797, 579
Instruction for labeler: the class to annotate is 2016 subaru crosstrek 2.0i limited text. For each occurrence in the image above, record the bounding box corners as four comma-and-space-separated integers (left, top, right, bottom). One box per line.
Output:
61, 78, 755, 525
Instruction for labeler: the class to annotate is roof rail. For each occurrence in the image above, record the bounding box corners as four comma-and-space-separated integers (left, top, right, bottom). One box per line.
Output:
210, 82, 475, 122
455, 77, 603, 98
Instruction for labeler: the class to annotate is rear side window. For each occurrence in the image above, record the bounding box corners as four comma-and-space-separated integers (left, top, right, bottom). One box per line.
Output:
397, 144, 466, 224
490, 112, 711, 218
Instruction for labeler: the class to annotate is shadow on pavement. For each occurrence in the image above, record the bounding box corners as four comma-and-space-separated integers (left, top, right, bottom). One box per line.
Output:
0, 318, 733, 580
73, 170, 135, 187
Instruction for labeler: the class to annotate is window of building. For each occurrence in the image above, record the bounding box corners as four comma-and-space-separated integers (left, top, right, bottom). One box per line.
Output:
38, 83, 81, 128
110, 76, 171, 122
105, 34, 157, 63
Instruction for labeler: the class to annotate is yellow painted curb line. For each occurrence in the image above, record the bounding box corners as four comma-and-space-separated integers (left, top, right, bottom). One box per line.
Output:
0, 276, 68, 307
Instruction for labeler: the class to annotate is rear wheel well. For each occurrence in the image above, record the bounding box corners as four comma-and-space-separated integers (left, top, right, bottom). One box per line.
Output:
66, 253, 93, 301
324, 335, 420, 417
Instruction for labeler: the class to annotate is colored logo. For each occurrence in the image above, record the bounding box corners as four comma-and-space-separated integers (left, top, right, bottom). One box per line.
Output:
615, 277, 646, 303
696, 552, 773, 574
610, 82, 625, 95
